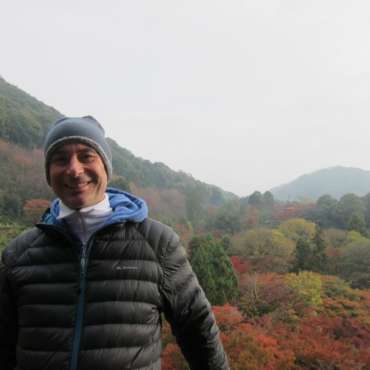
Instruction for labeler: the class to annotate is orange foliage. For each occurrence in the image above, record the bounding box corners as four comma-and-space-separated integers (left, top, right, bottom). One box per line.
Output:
272, 202, 315, 222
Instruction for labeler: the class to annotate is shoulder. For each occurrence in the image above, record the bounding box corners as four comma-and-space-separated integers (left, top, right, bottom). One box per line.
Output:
1, 227, 44, 267
135, 218, 181, 257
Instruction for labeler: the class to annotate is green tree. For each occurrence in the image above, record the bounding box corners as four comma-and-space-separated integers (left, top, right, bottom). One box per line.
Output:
190, 235, 238, 305
362, 192, 370, 228
292, 237, 313, 272
232, 228, 295, 259
347, 212, 367, 236
262, 191, 274, 207
213, 211, 241, 235
248, 191, 263, 208
278, 218, 316, 242
292, 226, 328, 273
338, 239, 370, 289
285, 271, 323, 308
308, 194, 338, 227
220, 235, 232, 253
311, 225, 328, 273
231, 228, 295, 273
335, 193, 365, 230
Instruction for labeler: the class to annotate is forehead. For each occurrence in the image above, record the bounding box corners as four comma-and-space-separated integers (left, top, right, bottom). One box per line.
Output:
52, 142, 97, 155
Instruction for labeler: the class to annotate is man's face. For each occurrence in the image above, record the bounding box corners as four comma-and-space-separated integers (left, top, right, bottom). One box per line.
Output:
48, 142, 108, 209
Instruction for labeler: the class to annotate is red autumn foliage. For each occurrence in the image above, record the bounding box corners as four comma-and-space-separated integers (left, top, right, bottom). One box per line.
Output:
230, 255, 251, 275
214, 305, 295, 370
274, 316, 370, 370
161, 286, 370, 369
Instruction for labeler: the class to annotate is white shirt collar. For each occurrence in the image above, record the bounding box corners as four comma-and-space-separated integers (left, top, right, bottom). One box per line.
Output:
57, 193, 111, 219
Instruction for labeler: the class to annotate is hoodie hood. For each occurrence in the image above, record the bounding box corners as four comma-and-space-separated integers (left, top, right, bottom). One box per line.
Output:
41, 187, 148, 226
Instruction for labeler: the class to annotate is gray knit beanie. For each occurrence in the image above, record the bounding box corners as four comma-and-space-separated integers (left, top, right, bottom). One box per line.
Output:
44, 116, 113, 184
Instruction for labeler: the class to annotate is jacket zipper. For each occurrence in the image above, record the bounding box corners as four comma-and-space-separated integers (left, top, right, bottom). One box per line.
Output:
69, 236, 94, 370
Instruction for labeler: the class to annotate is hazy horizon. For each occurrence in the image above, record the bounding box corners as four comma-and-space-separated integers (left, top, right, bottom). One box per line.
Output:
2, 1, 370, 196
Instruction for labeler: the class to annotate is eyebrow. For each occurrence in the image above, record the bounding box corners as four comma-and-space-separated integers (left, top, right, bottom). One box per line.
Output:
51, 147, 97, 157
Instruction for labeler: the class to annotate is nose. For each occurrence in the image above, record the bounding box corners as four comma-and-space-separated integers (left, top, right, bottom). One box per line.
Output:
66, 155, 84, 177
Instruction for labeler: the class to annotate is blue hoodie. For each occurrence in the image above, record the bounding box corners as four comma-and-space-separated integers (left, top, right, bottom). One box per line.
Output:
41, 187, 148, 228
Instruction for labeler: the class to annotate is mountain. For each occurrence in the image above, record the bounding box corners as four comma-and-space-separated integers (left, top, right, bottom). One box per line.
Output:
0, 76, 62, 148
0, 76, 236, 225
270, 166, 370, 201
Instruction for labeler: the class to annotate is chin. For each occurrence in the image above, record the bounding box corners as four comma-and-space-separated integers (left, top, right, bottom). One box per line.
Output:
65, 196, 89, 210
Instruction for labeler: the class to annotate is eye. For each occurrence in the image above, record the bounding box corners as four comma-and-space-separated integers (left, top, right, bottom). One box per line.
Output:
50, 154, 68, 165
79, 152, 97, 163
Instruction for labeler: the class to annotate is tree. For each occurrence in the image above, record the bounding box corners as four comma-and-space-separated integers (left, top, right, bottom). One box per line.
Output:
284, 271, 323, 309
262, 191, 274, 207
347, 212, 367, 236
310, 225, 328, 273
278, 218, 316, 242
231, 228, 295, 273
338, 239, 370, 289
323, 228, 347, 248
291, 226, 328, 273
309, 194, 338, 227
232, 228, 295, 259
248, 191, 263, 207
362, 192, 370, 228
220, 235, 232, 252
335, 193, 365, 230
213, 210, 241, 234
190, 235, 238, 305
292, 237, 313, 272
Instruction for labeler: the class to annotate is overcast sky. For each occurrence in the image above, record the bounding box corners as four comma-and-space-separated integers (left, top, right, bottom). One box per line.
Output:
1, 1, 370, 196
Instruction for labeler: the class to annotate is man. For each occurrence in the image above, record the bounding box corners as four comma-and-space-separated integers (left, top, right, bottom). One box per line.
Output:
0, 116, 229, 370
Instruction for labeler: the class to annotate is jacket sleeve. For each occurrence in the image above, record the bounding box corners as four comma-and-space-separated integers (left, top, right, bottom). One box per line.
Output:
159, 228, 229, 370
0, 257, 17, 370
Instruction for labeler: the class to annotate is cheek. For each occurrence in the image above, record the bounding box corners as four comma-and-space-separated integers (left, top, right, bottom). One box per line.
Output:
49, 172, 62, 187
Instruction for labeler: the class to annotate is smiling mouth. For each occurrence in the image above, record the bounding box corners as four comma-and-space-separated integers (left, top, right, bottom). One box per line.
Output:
65, 181, 91, 190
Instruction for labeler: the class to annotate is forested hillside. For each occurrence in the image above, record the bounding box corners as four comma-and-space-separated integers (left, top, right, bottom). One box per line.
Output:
271, 166, 370, 201
0, 76, 235, 228
0, 76, 62, 147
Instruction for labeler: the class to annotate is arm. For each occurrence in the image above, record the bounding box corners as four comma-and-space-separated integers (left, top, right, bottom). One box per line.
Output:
0, 260, 17, 370
160, 231, 229, 370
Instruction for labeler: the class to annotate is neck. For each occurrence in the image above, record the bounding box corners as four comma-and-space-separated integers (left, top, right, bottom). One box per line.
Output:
58, 194, 113, 243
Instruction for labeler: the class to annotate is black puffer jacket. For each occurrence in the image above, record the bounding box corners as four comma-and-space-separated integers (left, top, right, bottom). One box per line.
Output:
0, 218, 229, 370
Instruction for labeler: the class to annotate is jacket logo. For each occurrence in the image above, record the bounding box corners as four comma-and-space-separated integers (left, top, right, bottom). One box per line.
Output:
116, 265, 138, 271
